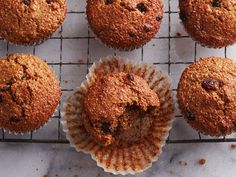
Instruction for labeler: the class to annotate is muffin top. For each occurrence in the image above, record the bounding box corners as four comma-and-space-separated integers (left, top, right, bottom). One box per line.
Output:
87, 0, 163, 50
0, 54, 61, 132
83, 72, 160, 146
0, 0, 66, 45
177, 57, 236, 136
179, 0, 236, 48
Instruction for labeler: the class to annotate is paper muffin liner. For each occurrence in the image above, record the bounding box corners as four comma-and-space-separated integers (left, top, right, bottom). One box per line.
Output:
61, 56, 175, 175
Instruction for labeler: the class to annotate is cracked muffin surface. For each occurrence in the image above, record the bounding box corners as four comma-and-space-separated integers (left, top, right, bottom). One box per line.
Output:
177, 57, 236, 136
0, 53, 61, 132
0, 0, 66, 45
82, 72, 160, 146
179, 0, 236, 48
86, 0, 163, 50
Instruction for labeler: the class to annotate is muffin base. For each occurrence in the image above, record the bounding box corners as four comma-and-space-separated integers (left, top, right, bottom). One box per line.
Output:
1, 105, 58, 135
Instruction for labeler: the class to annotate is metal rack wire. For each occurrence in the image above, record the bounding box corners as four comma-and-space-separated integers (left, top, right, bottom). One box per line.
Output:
0, 0, 236, 144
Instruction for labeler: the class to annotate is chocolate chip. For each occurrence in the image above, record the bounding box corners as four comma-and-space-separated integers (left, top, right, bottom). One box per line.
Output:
137, 3, 147, 13
179, 11, 188, 21
128, 32, 136, 38
0, 95, 3, 103
202, 79, 219, 91
101, 122, 112, 134
212, 0, 221, 7
46, 0, 56, 4
185, 109, 195, 121
156, 16, 163, 21
105, 0, 115, 5
22, 0, 31, 5
233, 122, 236, 128
125, 104, 139, 111
146, 106, 155, 114
9, 116, 21, 123
127, 74, 134, 81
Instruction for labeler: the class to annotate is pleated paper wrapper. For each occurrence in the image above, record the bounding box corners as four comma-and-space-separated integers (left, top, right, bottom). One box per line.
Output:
61, 57, 175, 175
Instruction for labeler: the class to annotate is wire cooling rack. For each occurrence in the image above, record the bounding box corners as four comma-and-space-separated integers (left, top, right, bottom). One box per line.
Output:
0, 0, 236, 144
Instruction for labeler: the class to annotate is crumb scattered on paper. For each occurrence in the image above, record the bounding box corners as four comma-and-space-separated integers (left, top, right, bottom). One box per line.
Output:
198, 159, 206, 165
176, 32, 181, 37
231, 144, 236, 149
179, 160, 187, 166
78, 59, 84, 63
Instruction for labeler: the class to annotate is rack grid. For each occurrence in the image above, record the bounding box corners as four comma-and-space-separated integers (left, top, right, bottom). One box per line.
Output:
0, 0, 236, 144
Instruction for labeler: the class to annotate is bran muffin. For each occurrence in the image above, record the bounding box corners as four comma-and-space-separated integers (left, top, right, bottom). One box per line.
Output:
0, 53, 61, 133
179, 0, 236, 48
177, 57, 236, 136
87, 0, 163, 50
62, 58, 175, 174
0, 0, 66, 45
83, 72, 160, 146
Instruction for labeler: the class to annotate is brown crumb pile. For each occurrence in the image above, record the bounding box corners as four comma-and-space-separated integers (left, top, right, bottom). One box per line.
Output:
178, 160, 187, 166
231, 144, 236, 149
176, 32, 181, 37
198, 159, 206, 165
43, 175, 48, 177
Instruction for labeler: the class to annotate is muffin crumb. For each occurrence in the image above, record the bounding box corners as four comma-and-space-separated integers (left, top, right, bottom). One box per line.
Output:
198, 159, 206, 165
179, 160, 187, 166
176, 32, 181, 37
231, 144, 236, 149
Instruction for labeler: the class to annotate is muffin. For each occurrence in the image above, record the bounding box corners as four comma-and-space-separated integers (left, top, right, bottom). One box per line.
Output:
0, 0, 66, 45
83, 72, 160, 146
177, 57, 236, 136
87, 0, 163, 50
62, 57, 175, 174
0, 53, 61, 133
179, 0, 236, 48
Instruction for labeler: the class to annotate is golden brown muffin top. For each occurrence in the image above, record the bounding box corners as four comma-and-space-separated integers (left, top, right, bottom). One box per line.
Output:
0, 53, 61, 132
0, 0, 66, 45
83, 72, 160, 146
179, 0, 236, 48
177, 57, 236, 136
87, 0, 163, 50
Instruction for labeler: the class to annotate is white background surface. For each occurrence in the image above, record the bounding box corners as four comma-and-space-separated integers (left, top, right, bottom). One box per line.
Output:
0, 0, 236, 177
